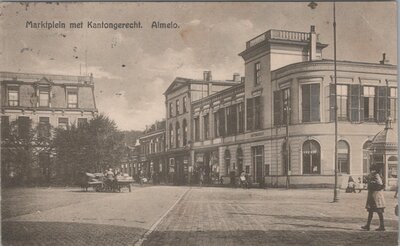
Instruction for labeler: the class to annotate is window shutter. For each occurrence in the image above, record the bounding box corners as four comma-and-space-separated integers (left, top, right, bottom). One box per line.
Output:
376, 86, 388, 123
219, 108, 225, 136
246, 98, 253, 131
329, 84, 335, 122
274, 91, 282, 126
349, 84, 361, 122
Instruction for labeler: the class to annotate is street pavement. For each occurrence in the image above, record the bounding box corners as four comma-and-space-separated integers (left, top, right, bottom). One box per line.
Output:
2, 186, 399, 245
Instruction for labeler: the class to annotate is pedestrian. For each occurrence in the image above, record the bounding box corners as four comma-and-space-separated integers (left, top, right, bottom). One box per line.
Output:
346, 176, 356, 193
361, 164, 386, 231
240, 171, 247, 189
199, 170, 204, 187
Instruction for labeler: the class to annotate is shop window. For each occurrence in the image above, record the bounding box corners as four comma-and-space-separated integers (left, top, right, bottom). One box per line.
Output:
302, 84, 320, 122
302, 140, 320, 174
338, 140, 350, 174
388, 156, 397, 178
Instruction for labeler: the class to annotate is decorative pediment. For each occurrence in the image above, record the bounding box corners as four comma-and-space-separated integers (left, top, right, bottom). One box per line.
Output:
34, 77, 54, 86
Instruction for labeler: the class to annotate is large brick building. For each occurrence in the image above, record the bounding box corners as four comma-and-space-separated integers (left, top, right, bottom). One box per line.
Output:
1, 71, 97, 184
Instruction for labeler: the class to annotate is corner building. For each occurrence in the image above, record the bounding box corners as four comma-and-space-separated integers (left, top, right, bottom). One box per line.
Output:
188, 26, 397, 188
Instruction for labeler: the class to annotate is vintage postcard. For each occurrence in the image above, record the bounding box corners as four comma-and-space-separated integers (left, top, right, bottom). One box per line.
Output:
0, 1, 398, 245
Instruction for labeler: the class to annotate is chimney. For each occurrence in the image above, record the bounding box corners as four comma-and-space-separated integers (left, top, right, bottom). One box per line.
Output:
233, 73, 240, 82
203, 71, 212, 81
310, 25, 317, 61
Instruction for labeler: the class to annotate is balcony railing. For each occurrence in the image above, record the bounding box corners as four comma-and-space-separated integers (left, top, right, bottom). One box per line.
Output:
0, 72, 93, 85
246, 30, 312, 49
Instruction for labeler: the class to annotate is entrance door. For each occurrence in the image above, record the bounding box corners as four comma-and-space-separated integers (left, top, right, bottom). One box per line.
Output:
252, 146, 264, 185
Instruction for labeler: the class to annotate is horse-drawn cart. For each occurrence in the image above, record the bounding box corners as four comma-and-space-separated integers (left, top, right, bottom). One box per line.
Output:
81, 172, 134, 192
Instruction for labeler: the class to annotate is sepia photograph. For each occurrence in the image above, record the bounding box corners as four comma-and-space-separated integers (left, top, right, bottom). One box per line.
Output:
0, 1, 398, 245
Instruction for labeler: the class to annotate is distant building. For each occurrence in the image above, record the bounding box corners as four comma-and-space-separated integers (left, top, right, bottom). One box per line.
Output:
1, 71, 98, 184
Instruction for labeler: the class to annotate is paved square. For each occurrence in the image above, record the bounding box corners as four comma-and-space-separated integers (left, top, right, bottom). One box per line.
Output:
2, 186, 398, 245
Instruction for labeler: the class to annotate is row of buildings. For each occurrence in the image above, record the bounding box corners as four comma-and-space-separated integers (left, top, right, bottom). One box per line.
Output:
131, 26, 398, 189
1, 25, 397, 189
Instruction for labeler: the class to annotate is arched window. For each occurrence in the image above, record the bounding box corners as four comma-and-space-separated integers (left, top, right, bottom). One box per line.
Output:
302, 140, 320, 174
237, 147, 243, 172
176, 122, 180, 148
224, 149, 231, 175
169, 124, 174, 148
282, 141, 291, 175
338, 140, 350, 174
182, 119, 187, 146
363, 141, 372, 174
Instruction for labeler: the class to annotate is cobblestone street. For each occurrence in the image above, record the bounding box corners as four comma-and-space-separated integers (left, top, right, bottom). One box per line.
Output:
2, 186, 398, 245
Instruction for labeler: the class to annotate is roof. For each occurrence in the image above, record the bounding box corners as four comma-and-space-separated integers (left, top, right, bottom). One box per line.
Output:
164, 77, 241, 95
0, 71, 93, 85
370, 118, 398, 151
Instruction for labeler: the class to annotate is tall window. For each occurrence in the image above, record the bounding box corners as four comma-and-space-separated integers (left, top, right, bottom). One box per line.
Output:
302, 140, 320, 174
282, 141, 291, 175
183, 96, 187, 113
169, 102, 174, 117
169, 123, 174, 147
8, 87, 19, 106
214, 111, 220, 137
67, 90, 78, 108
274, 89, 291, 126
203, 114, 209, 139
252, 146, 264, 184
247, 97, 263, 131
389, 87, 397, 121
336, 85, 348, 121
363, 86, 375, 122
348, 84, 362, 122
182, 119, 187, 146
254, 62, 261, 85
302, 84, 320, 122
194, 117, 200, 141
18, 116, 30, 139
176, 122, 180, 147
176, 99, 180, 115
39, 87, 50, 107
338, 140, 350, 174
363, 141, 372, 174
218, 108, 226, 137
227, 104, 237, 135
38, 117, 50, 138
238, 102, 244, 133
58, 118, 68, 129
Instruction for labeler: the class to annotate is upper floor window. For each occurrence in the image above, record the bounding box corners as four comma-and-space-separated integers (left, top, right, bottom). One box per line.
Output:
255, 62, 261, 85
169, 102, 174, 117
183, 96, 187, 113
39, 87, 50, 107
302, 84, 320, 123
67, 91, 78, 108
247, 96, 263, 131
8, 87, 19, 107
274, 88, 291, 126
176, 122, 180, 148
18, 116, 30, 139
336, 85, 348, 121
169, 123, 174, 147
203, 113, 209, 139
389, 87, 397, 121
182, 119, 188, 146
176, 99, 180, 115
214, 111, 220, 137
194, 117, 200, 141
363, 86, 375, 122
238, 102, 244, 133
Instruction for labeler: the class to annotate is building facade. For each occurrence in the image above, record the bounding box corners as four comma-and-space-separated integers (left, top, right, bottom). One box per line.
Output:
1, 71, 97, 184
134, 26, 398, 189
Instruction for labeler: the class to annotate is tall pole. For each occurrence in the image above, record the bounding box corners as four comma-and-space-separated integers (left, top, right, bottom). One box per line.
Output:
333, 0, 339, 202
285, 105, 290, 189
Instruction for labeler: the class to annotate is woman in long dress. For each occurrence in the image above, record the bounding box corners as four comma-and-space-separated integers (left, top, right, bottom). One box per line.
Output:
361, 165, 386, 231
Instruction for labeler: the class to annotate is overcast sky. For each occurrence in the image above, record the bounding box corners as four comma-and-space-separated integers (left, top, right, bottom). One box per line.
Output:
0, 2, 396, 131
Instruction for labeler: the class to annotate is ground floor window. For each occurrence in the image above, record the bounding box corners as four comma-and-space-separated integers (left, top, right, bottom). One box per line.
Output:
363, 141, 372, 174
302, 140, 320, 174
338, 140, 350, 174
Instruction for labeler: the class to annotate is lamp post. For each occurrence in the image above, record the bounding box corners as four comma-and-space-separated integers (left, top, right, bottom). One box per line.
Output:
284, 104, 291, 189
309, 0, 339, 202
